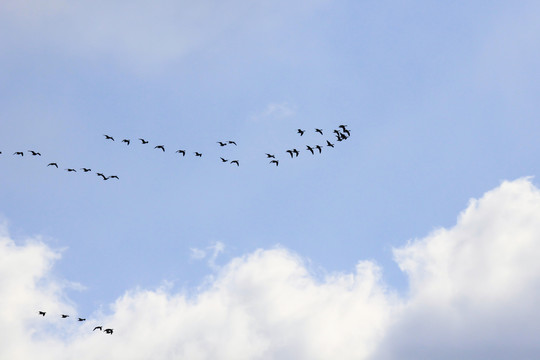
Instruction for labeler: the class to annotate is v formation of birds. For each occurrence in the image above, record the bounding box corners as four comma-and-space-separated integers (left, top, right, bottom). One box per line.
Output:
3, 125, 351, 182
18, 126, 352, 335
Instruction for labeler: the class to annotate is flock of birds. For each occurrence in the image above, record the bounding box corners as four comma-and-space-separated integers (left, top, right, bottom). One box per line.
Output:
3, 125, 351, 180
37, 311, 114, 335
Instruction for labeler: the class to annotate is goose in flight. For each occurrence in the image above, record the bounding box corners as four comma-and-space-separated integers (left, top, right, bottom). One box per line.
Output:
122, 139, 130, 145
176, 150, 186, 156
194, 152, 202, 157
48, 163, 58, 168
342, 128, 351, 137
306, 145, 314, 155
315, 128, 323, 135
265, 153, 275, 158
13, 152, 24, 156
293, 149, 299, 157
315, 145, 322, 153
228, 141, 237, 146
28, 150, 41, 156
230, 160, 239, 166
270, 160, 279, 166
109, 175, 119, 180
78, 318, 86, 322
104, 135, 114, 141
326, 140, 334, 148
104, 329, 114, 334
220, 157, 228, 162
65, 168, 77, 172
139, 138, 148, 144
217, 141, 227, 147
297, 129, 305, 136
286, 150, 294, 158
97, 173, 108, 180
61, 314, 69, 318
339, 125, 348, 131
155, 145, 165, 152
80, 168, 91, 172
38, 311, 46, 316
93, 326, 103, 331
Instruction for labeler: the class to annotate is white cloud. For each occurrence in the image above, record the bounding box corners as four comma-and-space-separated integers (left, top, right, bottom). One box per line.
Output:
4, 178, 540, 359
190, 241, 225, 270
250, 102, 297, 122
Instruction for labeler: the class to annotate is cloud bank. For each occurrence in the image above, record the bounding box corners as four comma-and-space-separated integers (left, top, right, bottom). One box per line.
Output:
3, 178, 540, 359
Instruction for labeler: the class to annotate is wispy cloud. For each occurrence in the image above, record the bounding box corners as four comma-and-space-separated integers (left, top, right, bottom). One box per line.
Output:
3, 178, 540, 359
250, 102, 296, 122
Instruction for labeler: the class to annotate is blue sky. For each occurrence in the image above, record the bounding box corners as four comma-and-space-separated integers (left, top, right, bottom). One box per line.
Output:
1, 1, 540, 358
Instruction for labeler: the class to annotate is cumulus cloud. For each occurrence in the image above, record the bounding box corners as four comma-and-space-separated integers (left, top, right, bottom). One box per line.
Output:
3, 178, 540, 359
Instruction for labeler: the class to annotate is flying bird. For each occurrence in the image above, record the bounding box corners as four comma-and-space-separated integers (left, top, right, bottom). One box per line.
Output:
315, 145, 322, 153
315, 128, 323, 135
122, 139, 130, 145
342, 128, 351, 137
297, 129, 305, 136
78, 318, 86, 322
13, 152, 23, 156
80, 168, 91, 172
139, 138, 148, 144
28, 150, 41, 156
265, 153, 275, 158
104, 329, 114, 334
65, 168, 77, 172
154, 145, 165, 152
176, 150, 186, 156
286, 150, 294, 158
93, 326, 103, 331
306, 145, 314, 155
47, 163, 58, 168
97, 173, 108, 180
228, 141, 237, 146
109, 175, 119, 179
38, 311, 46, 316
217, 141, 227, 147
339, 125, 348, 131
61, 314, 69, 318
293, 149, 299, 157
194, 152, 202, 157
230, 160, 239, 166
220, 157, 228, 162
270, 160, 279, 166
326, 140, 334, 148
104, 135, 114, 141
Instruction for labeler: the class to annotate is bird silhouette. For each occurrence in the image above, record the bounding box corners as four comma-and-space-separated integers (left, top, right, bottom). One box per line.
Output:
93, 326, 103, 331
122, 139, 130, 145
109, 175, 119, 179
297, 129, 305, 136
266, 153, 275, 158
13, 152, 23, 156
61, 314, 69, 318
176, 150, 186, 156
97, 173, 108, 180
47, 163, 58, 168
230, 160, 239, 166
270, 160, 279, 166
104, 135, 114, 141
155, 145, 165, 152
293, 149, 299, 157
228, 141, 237, 146
315, 128, 323, 135
315, 145, 322, 153
339, 125, 348, 131
65, 168, 77, 172
139, 138, 149, 144
220, 157, 228, 162
28, 150, 41, 156
78, 318, 86, 322
217, 141, 227, 147
286, 150, 294, 158
306, 145, 314, 155
104, 329, 113, 334
80, 168, 91, 172
342, 128, 351, 137
326, 140, 334, 148
194, 152, 202, 157
38, 311, 46, 316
